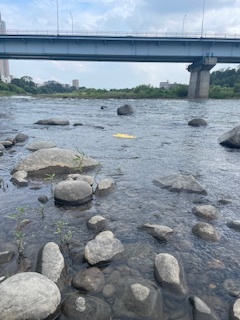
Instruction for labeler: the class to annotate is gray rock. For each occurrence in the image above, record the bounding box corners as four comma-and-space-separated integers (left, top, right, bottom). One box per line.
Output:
224, 279, 240, 297
0, 140, 13, 148
67, 173, 94, 186
141, 223, 173, 242
95, 178, 116, 196
219, 125, 240, 148
153, 174, 207, 195
36, 242, 67, 291
117, 104, 134, 115
189, 296, 220, 320
14, 133, 29, 143
54, 180, 93, 205
34, 117, 70, 125
0, 272, 61, 320
102, 284, 116, 298
230, 298, 240, 320
72, 267, 105, 293
154, 253, 187, 295
227, 220, 240, 231
113, 276, 163, 320
0, 144, 5, 152
192, 222, 221, 241
12, 148, 99, 176
27, 141, 57, 151
62, 293, 111, 320
0, 251, 14, 265
85, 231, 124, 265
188, 118, 207, 127
87, 215, 107, 232
38, 195, 49, 204
192, 205, 218, 220
10, 170, 28, 187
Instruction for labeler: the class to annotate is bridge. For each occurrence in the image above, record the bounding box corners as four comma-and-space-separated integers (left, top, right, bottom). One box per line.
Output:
1, 32, 240, 98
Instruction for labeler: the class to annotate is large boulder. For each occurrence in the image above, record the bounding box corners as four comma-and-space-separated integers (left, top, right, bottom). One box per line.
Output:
0, 272, 61, 320
11, 148, 99, 176
84, 231, 124, 265
192, 222, 221, 241
153, 174, 207, 195
219, 125, 240, 148
34, 117, 70, 125
117, 104, 134, 115
36, 242, 67, 291
113, 276, 163, 320
54, 180, 93, 205
154, 253, 187, 295
62, 293, 111, 320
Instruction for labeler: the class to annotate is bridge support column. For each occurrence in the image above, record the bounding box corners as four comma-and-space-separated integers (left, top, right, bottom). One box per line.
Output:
187, 57, 217, 99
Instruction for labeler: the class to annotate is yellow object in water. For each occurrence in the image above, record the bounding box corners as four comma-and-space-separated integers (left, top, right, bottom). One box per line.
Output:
113, 133, 136, 139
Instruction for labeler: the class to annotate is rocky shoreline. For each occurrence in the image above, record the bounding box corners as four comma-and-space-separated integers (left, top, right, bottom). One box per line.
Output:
1, 114, 240, 319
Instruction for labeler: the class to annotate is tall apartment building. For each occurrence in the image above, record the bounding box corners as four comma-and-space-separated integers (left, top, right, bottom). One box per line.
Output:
72, 79, 79, 88
0, 13, 10, 83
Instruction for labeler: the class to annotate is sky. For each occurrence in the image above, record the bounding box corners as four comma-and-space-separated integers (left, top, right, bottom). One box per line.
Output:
1, 0, 240, 88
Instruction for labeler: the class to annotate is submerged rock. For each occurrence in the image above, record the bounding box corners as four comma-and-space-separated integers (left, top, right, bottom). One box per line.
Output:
192, 222, 221, 241
14, 133, 29, 143
72, 267, 105, 293
192, 205, 218, 220
34, 117, 70, 125
11, 148, 99, 176
227, 220, 240, 232
153, 174, 207, 195
27, 141, 57, 151
188, 118, 207, 127
189, 296, 220, 320
87, 215, 108, 232
62, 293, 111, 320
113, 276, 163, 320
10, 170, 28, 187
95, 178, 116, 196
141, 223, 173, 242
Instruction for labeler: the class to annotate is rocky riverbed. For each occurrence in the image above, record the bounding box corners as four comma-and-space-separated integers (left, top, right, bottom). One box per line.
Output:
1, 97, 240, 319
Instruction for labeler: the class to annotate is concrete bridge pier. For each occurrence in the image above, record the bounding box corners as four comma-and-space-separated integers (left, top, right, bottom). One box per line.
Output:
187, 57, 217, 99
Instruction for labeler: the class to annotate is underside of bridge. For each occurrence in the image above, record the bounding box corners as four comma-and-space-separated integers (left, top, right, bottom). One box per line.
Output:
187, 57, 217, 99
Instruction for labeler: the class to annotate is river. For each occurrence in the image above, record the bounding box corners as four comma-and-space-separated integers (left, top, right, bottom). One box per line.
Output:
1, 96, 240, 319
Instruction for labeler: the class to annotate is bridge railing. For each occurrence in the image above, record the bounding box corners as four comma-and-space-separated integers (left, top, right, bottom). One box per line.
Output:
3, 29, 240, 39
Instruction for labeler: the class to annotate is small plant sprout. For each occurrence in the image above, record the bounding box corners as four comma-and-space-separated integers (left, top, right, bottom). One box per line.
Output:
54, 221, 73, 247
73, 151, 85, 172
7, 206, 30, 255
44, 173, 55, 195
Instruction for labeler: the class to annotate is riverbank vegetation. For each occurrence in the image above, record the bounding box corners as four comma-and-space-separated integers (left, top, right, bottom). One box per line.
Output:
0, 65, 240, 99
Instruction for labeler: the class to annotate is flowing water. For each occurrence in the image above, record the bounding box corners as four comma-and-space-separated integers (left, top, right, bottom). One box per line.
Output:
1, 96, 240, 319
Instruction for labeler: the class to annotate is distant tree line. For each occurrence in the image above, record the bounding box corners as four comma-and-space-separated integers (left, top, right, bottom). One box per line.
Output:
209, 65, 240, 98
0, 76, 188, 99
1, 66, 240, 99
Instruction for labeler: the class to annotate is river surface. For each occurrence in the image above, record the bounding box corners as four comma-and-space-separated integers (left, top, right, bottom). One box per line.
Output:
1, 96, 240, 319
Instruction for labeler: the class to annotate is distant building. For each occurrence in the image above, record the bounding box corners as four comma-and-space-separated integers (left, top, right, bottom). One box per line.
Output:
72, 79, 79, 88
0, 13, 10, 83
159, 80, 177, 90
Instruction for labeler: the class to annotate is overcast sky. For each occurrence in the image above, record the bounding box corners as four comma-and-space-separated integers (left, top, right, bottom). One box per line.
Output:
1, 0, 240, 88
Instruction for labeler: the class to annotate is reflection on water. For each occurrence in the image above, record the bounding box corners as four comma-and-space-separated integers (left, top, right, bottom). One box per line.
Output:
1, 97, 240, 318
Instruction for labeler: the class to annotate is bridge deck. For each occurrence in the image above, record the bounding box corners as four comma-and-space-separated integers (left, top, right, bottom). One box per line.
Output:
0, 34, 240, 63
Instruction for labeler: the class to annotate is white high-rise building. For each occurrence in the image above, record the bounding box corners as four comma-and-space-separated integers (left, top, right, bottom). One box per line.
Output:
0, 13, 10, 83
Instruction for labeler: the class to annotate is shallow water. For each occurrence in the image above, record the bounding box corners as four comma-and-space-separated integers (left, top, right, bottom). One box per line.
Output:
1, 96, 240, 319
